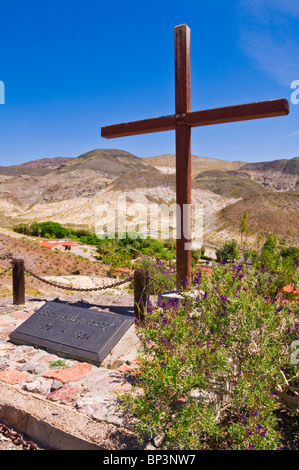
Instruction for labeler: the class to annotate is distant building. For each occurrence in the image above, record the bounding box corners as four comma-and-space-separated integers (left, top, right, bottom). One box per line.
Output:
38, 240, 79, 251
196, 261, 214, 276
59, 241, 80, 251
107, 267, 133, 278
38, 241, 59, 250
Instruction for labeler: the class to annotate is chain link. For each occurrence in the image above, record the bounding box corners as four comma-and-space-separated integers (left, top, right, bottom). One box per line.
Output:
0, 253, 13, 261
0, 253, 14, 276
0, 423, 40, 450
24, 268, 133, 292
0, 263, 13, 277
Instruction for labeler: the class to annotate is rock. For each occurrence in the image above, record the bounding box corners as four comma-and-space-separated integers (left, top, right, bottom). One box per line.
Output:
0, 343, 14, 351
47, 384, 82, 403
42, 363, 93, 384
131, 387, 144, 398
114, 382, 132, 394
77, 395, 131, 427
50, 379, 63, 392
111, 359, 123, 369
10, 311, 33, 320
22, 377, 53, 396
153, 433, 165, 448
0, 369, 30, 385
92, 408, 126, 427
18, 362, 48, 374
83, 369, 125, 394
0, 358, 10, 371
76, 395, 111, 417
189, 388, 201, 398
37, 354, 59, 364
10, 345, 38, 363
144, 443, 156, 450
101, 325, 140, 370
117, 364, 134, 373
188, 387, 218, 404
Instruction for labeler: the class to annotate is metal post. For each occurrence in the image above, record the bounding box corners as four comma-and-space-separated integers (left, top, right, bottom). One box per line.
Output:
12, 259, 25, 305
134, 268, 149, 322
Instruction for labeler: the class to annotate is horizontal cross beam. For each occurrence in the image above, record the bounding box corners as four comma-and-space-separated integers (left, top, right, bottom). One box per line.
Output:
101, 98, 289, 139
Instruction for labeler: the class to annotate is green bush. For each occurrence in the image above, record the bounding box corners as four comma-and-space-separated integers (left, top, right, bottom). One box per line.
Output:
122, 262, 299, 450
133, 257, 176, 294
216, 239, 239, 263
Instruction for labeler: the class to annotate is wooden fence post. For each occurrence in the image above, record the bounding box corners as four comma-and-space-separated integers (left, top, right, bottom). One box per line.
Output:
134, 268, 149, 322
12, 259, 25, 305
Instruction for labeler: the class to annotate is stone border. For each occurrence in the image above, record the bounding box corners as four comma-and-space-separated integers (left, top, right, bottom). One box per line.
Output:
0, 382, 139, 450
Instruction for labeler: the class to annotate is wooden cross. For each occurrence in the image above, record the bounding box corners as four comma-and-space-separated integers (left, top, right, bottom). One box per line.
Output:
101, 24, 289, 289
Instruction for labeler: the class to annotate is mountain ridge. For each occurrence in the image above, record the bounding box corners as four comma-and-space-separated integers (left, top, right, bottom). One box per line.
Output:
0, 157, 74, 176
239, 157, 299, 175
0, 149, 297, 245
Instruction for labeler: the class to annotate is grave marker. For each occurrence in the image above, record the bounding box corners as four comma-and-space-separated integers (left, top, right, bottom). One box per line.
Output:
9, 301, 134, 366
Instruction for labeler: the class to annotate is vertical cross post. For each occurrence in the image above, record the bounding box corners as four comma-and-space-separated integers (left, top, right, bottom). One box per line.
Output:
134, 268, 149, 322
175, 24, 192, 289
101, 24, 289, 292
12, 259, 25, 305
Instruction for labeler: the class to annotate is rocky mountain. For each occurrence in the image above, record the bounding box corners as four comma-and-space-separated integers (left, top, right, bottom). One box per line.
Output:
0, 149, 297, 246
146, 154, 245, 176
240, 157, 299, 174
229, 157, 299, 192
0, 157, 74, 176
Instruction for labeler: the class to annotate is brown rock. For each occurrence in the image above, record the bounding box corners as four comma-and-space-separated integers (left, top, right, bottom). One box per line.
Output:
47, 385, 82, 403
10, 311, 33, 320
42, 363, 93, 384
114, 382, 132, 394
0, 370, 30, 385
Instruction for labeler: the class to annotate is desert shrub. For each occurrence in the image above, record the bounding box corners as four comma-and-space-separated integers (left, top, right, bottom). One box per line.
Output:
133, 257, 176, 294
216, 239, 239, 263
122, 262, 299, 450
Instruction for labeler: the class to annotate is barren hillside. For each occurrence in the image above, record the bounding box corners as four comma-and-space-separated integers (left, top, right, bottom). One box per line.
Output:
214, 192, 299, 244
0, 149, 297, 245
0, 230, 106, 297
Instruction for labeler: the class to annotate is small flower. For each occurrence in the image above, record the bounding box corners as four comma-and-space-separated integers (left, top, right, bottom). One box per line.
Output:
221, 294, 228, 303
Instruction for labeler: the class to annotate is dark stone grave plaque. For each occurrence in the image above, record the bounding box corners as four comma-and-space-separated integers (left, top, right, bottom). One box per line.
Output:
9, 301, 135, 365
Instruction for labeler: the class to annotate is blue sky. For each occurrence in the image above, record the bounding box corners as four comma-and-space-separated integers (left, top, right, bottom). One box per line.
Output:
0, 0, 299, 165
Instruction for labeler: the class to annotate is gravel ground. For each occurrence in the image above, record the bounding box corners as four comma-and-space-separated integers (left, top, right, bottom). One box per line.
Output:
0, 292, 135, 315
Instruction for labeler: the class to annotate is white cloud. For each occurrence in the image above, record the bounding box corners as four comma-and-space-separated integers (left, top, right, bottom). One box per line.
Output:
238, 0, 299, 86
228, 127, 299, 151
241, 0, 299, 19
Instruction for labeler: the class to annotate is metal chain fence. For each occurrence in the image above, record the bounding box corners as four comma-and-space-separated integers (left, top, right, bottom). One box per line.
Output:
1, 260, 188, 296
0, 253, 13, 261
0, 253, 13, 276
1, 253, 190, 298
24, 267, 134, 292
0, 264, 13, 277
0, 422, 41, 450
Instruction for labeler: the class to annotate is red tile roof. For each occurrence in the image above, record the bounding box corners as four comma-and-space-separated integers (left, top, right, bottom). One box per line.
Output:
38, 242, 59, 248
